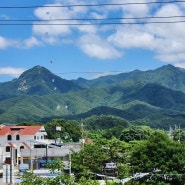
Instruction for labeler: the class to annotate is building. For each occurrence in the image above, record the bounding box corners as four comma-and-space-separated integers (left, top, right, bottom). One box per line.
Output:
0, 125, 47, 166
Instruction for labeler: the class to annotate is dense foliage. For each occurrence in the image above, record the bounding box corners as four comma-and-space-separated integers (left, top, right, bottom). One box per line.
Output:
120, 125, 153, 142
44, 119, 81, 142
17, 118, 185, 185
1, 65, 185, 130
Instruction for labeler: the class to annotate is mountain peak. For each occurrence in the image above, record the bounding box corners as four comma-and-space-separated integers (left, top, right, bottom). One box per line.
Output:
18, 65, 52, 80
158, 64, 182, 72
8, 65, 83, 96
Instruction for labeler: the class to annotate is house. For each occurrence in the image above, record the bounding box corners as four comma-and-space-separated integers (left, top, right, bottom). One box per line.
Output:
0, 125, 47, 166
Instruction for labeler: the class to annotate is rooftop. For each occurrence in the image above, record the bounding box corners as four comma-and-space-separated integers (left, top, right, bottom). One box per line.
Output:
0, 125, 45, 136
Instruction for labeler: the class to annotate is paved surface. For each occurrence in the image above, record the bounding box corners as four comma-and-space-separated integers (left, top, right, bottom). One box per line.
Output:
0, 167, 21, 185
0, 177, 6, 185
0, 176, 21, 185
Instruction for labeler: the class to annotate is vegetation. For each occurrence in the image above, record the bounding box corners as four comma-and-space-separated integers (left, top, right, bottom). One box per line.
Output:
1, 65, 185, 130
120, 125, 153, 142
3, 64, 185, 184
44, 119, 81, 142
19, 125, 185, 185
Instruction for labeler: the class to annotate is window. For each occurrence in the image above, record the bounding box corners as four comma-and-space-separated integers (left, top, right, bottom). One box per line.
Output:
16, 135, 20, 140
7, 135, 12, 140
20, 146, 24, 150
6, 146, 10, 152
34, 136, 36, 140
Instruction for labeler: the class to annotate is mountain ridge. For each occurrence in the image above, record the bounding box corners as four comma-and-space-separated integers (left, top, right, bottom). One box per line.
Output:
0, 65, 83, 100
74, 64, 185, 92
1, 64, 185, 129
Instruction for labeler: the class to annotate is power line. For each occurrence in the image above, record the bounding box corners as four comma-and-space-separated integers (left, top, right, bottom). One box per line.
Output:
0, 1, 184, 8
0, 70, 125, 76
0, 15, 184, 22
0, 1, 184, 26
0, 20, 185, 26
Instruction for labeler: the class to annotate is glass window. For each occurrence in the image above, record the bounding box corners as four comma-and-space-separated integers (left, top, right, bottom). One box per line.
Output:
7, 135, 12, 140
6, 146, 10, 152
16, 135, 20, 140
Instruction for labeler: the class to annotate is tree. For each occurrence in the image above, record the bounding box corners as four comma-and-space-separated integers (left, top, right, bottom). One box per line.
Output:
171, 128, 185, 143
129, 130, 185, 184
21, 159, 75, 185
21, 171, 46, 185
84, 115, 129, 130
45, 158, 64, 174
72, 143, 109, 175
120, 125, 153, 142
45, 119, 81, 142
72, 137, 129, 180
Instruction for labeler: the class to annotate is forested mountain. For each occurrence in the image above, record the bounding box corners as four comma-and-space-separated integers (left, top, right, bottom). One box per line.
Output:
1, 64, 185, 129
74, 64, 185, 92
0, 65, 83, 100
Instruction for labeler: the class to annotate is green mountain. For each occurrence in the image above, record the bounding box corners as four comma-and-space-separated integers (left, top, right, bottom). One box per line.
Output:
1, 64, 185, 129
0, 65, 83, 100
74, 64, 185, 92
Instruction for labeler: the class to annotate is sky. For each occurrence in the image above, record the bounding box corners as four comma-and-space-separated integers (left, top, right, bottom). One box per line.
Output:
0, 0, 185, 82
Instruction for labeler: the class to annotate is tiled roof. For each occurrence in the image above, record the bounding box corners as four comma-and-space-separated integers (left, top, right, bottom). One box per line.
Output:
7, 142, 16, 149
22, 142, 30, 149
0, 126, 43, 136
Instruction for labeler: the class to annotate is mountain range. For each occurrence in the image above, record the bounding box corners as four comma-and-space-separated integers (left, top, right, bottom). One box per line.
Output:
1, 64, 185, 129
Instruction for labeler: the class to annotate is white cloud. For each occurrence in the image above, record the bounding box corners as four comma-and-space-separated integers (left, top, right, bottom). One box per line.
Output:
33, 4, 72, 36
33, 1, 89, 36
108, 27, 156, 50
1, 0, 185, 65
23, 37, 42, 48
78, 34, 122, 59
0, 67, 26, 77
0, 37, 19, 49
0, 37, 10, 49
106, 2, 185, 64
0, 36, 42, 49
121, 0, 151, 18
0, 14, 10, 20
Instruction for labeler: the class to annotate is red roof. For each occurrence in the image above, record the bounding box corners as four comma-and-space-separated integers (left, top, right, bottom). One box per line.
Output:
0, 126, 43, 136
22, 142, 30, 149
8, 142, 16, 149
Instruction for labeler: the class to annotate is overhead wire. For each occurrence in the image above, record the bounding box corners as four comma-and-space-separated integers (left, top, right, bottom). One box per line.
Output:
0, 0, 184, 8
0, 15, 185, 21
0, 70, 126, 78
0, 1, 184, 78
0, 1, 184, 25
0, 16, 185, 26
0, 21, 185, 26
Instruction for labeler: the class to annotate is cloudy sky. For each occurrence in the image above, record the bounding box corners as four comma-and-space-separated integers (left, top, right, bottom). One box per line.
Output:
0, 0, 185, 82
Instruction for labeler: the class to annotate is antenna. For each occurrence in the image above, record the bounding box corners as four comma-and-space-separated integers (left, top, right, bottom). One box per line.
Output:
80, 119, 85, 148
178, 124, 181, 143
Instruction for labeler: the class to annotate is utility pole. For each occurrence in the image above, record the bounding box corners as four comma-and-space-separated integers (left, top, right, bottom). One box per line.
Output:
69, 152, 71, 175
30, 141, 32, 171
178, 124, 181, 143
46, 145, 48, 164
10, 147, 13, 184
55, 125, 62, 145
54, 125, 56, 145
81, 120, 85, 148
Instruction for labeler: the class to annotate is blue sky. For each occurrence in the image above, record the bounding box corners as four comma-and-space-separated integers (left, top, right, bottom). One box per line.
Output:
0, 0, 185, 82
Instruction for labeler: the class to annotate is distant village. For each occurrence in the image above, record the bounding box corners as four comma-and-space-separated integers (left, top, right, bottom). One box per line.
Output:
0, 125, 82, 184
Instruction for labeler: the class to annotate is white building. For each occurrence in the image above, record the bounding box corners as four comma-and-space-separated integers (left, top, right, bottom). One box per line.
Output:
0, 125, 47, 166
